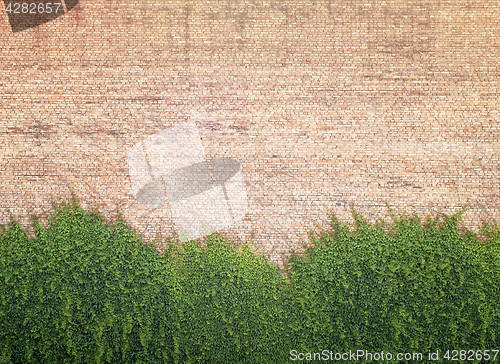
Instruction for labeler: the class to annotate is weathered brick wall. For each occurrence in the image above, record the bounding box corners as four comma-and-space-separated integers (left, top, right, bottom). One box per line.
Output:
1, 0, 499, 264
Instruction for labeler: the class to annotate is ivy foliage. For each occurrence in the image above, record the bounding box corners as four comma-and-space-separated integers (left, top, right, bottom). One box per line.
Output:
169, 235, 286, 364
1, 198, 499, 363
0, 198, 181, 363
286, 208, 500, 361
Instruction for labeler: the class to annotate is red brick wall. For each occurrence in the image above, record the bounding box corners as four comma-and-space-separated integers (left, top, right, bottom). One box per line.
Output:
1, 1, 499, 264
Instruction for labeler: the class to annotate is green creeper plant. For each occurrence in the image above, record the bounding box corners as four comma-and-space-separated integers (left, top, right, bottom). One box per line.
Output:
285, 208, 500, 363
168, 234, 287, 364
1, 197, 499, 364
0, 197, 182, 363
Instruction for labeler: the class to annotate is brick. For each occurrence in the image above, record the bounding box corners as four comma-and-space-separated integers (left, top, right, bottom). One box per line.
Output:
0, 0, 499, 266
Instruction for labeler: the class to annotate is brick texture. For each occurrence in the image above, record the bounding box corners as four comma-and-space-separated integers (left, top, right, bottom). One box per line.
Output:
0, 0, 499, 265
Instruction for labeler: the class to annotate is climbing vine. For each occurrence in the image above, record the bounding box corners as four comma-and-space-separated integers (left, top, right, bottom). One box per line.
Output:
1, 197, 499, 363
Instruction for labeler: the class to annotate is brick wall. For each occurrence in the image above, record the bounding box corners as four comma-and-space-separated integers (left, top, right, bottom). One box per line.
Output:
1, 0, 498, 264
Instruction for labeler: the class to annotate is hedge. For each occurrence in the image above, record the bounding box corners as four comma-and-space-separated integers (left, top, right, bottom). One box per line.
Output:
1, 198, 499, 363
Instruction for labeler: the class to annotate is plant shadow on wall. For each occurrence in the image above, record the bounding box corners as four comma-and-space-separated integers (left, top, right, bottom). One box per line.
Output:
0, 196, 499, 363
